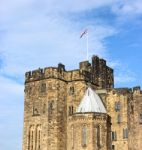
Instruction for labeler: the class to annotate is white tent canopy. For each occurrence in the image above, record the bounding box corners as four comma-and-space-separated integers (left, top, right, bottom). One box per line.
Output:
77, 87, 107, 113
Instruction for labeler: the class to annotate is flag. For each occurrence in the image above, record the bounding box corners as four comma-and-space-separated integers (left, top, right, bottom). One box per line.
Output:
80, 29, 88, 38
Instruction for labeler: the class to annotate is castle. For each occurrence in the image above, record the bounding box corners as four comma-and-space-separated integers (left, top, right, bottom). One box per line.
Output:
22, 55, 142, 150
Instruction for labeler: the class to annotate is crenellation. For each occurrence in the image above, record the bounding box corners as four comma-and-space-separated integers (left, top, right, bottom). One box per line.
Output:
79, 61, 91, 71
25, 56, 114, 89
23, 55, 142, 150
132, 86, 141, 95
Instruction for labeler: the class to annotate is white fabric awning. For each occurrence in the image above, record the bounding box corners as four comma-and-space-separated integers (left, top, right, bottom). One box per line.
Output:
77, 87, 106, 113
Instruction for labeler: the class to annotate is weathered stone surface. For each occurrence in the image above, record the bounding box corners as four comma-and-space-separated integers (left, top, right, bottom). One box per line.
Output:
22, 55, 142, 150
67, 113, 111, 150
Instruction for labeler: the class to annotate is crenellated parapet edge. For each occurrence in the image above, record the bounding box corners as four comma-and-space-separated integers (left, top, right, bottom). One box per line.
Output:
25, 55, 114, 89
68, 112, 109, 122
25, 65, 93, 84
106, 86, 142, 95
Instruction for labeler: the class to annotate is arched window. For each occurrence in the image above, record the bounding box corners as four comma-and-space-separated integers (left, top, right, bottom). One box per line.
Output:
140, 114, 142, 124
48, 101, 54, 114
117, 114, 122, 124
115, 101, 121, 111
43, 104, 46, 114
71, 125, 74, 149
28, 125, 42, 150
31, 130, 34, 150
35, 125, 41, 150
97, 125, 102, 148
40, 83, 46, 93
28, 125, 34, 150
69, 87, 74, 95
82, 125, 87, 147
38, 129, 41, 150
69, 106, 73, 115
123, 128, 128, 139
28, 126, 32, 150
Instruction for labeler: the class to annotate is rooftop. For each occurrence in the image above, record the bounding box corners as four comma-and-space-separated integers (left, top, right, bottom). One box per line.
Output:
77, 87, 107, 113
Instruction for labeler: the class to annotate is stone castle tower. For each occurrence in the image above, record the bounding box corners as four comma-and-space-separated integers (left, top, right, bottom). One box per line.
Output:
22, 55, 142, 150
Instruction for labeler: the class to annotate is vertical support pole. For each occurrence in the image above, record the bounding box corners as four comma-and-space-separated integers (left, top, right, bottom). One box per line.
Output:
86, 31, 89, 60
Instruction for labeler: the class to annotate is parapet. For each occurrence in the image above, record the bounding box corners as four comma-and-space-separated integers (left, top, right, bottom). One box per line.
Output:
132, 86, 142, 94
133, 86, 141, 91
25, 63, 93, 83
25, 55, 114, 89
79, 61, 91, 71
112, 88, 132, 95
68, 112, 108, 122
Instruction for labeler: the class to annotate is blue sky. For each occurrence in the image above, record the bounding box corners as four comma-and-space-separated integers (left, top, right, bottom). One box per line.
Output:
0, 0, 142, 150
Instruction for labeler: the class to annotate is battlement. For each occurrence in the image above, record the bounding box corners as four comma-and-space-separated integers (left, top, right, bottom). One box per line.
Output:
68, 112, 108, 122
25, 66, 93, 83
25, 55, 114, 89
132, 86, 142, 94
113, 88, 132, 95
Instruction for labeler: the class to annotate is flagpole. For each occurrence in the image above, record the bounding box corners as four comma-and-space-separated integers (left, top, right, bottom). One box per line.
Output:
86, 31, 89, 60
80, 29, 89, 60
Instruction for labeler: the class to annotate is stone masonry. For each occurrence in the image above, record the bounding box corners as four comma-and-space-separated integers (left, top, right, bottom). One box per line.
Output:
22, 55, 142, 150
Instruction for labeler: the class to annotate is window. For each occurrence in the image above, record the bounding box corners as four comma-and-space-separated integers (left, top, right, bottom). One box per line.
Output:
69, 87, 74, 95
43, 104, 46, 114
140, 104, 142, 110
115, 101, 121, 111
69, 106, 73, 115
117, 114, 122, 124
97, 125, 102, 148
82, 125, 87, 147
33, 108, 39, 115
139, 114, 142, 124
112, 131, 117, 141
40, 83, 46, 93
31, 131, 33, 150
28, 129, 31, 150
33, 102, 40, 116
38, 130, 41, 150
48, 101, 54, 115
35, 125, 41, 150
112, 145, 115, 150
123, 128, 128, 139
28, 125, 34, 150
71, 126, 74, 148
26, 86, 32, 95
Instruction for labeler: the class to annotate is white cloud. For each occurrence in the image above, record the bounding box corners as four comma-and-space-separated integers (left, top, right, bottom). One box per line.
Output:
113, 61, 136, 85
108, 60, 121, 68
107, 60, 136, 85
0, 0, 139, 89
0, 75, 23, 150
0, 7, 117, 77
115, 72, 136, 83
0, 1, 141, 150
112, 0, 142, 20
0, 76, 23, 98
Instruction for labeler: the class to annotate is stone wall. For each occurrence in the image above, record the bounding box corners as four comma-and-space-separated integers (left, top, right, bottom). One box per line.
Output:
25, 55, 114, 90
96, 88, 131, 150
22, 78, 67, 150
128, 87, 142, 150
22, 55, 114, 150
67, 113, 111, 150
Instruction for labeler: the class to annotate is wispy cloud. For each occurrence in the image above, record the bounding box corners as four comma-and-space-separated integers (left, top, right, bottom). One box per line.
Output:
115, 71, 136, 83
0, 75, 23, 150
112, 61, 136, 86
0, 1, 142, 150
0, 2, 118, 78
0, 0, 139, 94
113, 0, 142, 15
